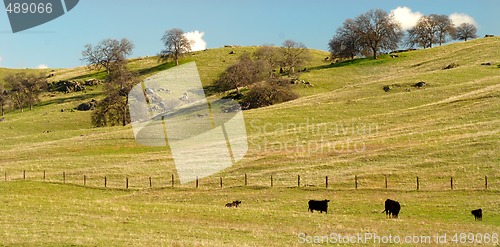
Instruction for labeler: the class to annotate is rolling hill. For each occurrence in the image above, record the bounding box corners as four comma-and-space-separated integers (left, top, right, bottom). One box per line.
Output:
0, 38, 499, 246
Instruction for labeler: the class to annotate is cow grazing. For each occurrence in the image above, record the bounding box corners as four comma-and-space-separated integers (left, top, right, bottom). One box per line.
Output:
382, 199, 401, 218
413, 81, 426, 88
308, 199, 329, 214
471, 209, 482, 221
225, 200, 241, 208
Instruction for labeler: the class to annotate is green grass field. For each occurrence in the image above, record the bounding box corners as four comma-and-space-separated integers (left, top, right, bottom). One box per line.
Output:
0, 38, 499, 246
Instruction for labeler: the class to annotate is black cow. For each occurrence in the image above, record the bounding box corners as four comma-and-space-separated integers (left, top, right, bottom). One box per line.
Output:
308, 199, 329, 214
413, 81, 426, 88
225, 200, 241, 208
471, 209, 482, 221
382, 199, 401, 218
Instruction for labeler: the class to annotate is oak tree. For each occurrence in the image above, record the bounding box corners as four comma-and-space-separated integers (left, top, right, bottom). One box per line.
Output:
81, 38, 134, 74
160, 28, 192, 65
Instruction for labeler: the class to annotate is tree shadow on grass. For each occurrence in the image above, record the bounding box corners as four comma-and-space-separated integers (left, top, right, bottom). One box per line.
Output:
136, 61, 177, 77
308, 57, 387, 71
68, 70, 107, 81
39, 92, 102, 107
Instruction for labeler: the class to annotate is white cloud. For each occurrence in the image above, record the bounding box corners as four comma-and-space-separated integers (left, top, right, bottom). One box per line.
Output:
184, 30, 207, 52
37, 64, 48, 69
391, 6, 424, 30
449, 13, 477, 26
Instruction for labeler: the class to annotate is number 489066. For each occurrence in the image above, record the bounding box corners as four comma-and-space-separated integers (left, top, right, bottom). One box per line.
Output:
451, 233, 498, 244
6, 2, 53, 14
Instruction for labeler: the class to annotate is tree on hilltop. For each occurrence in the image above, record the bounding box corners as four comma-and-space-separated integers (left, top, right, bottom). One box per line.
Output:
160, 28, 192, 66
81, 38, 134, 74
215, 54, 269, 93
280, 40, 310, 75
454, 23, 478, 41
255, 45, 281, 76
406, 14, 455, 48
328, 18, 362, 60
433, 14, 455, 46
354, 9, 403, 59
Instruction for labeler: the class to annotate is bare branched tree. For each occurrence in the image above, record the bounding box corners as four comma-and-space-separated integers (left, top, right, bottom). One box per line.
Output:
91, 61, 138, 127
160, 28, 192, 65
215, 54, 269, 93
0, 85, 8, 116
328, 18, 362, 60
433, 14, 455, 46
354, 9, 403, 59
242, 79, 298, 109
454, 23, 478, 41
81, 38, 134, 74
4, 72, 47, 111
255, 45, 280, 76
280, 40, 310, 74
406, 14, 455, 48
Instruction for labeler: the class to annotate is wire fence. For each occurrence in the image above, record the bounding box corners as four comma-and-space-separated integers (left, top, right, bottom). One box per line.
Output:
1, 170, 497, 191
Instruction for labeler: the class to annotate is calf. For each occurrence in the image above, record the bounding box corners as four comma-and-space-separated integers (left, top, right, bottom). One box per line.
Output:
382, 199, 401, 218
471, 209, 482, 221
225, 200, 241, 208
308, 199, 329, 214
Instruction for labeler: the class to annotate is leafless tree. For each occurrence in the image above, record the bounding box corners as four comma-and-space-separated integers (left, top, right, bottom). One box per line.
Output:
354, 9, 403, 59
215, 54, 269, 93
454, 23, 478, 41
160, 28, 192, 66
407, 14, 455, 48
81, 38, 134, 74
242, 79, 298, 109
328, 18, 362, 60
255, 45, 280, 76
280, 40, 310, 74
407, 16, 437, 48
92, 61, 138, 127
0, 85, 8, 116
4, 72, 47, 111
433, 14, 455, 46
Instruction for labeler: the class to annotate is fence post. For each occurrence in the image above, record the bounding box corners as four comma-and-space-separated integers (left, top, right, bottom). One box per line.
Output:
325, 176, 328, 189
485, 175, 488, 190
63, 172, 65, 184
171, 174, 174, 187
297, 175, 300, 187
355, 175, 358, 189
104, 176, 107, 188
84, 175, 86, 186
196, 176, 199, 188
23, 170, 25, 180
4, 171, 6, 181
149, 177, 152, 188
450, 176, 453, 190
43, 170, 46, 181
220, 177, 223, 188
271, 175, 273, 188
416, 176, 419, 191
244, 173, 247, 186
385, 175, 388, 189
126, 177, 129, 189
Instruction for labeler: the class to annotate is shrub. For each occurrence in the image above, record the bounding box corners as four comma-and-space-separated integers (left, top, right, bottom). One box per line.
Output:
242, 79, 298, 109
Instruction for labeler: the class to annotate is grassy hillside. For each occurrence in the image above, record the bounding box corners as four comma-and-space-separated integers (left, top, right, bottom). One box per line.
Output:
0, 39, 499, 246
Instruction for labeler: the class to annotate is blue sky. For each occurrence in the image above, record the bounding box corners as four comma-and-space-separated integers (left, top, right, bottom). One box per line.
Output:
0, 0, 498, 68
